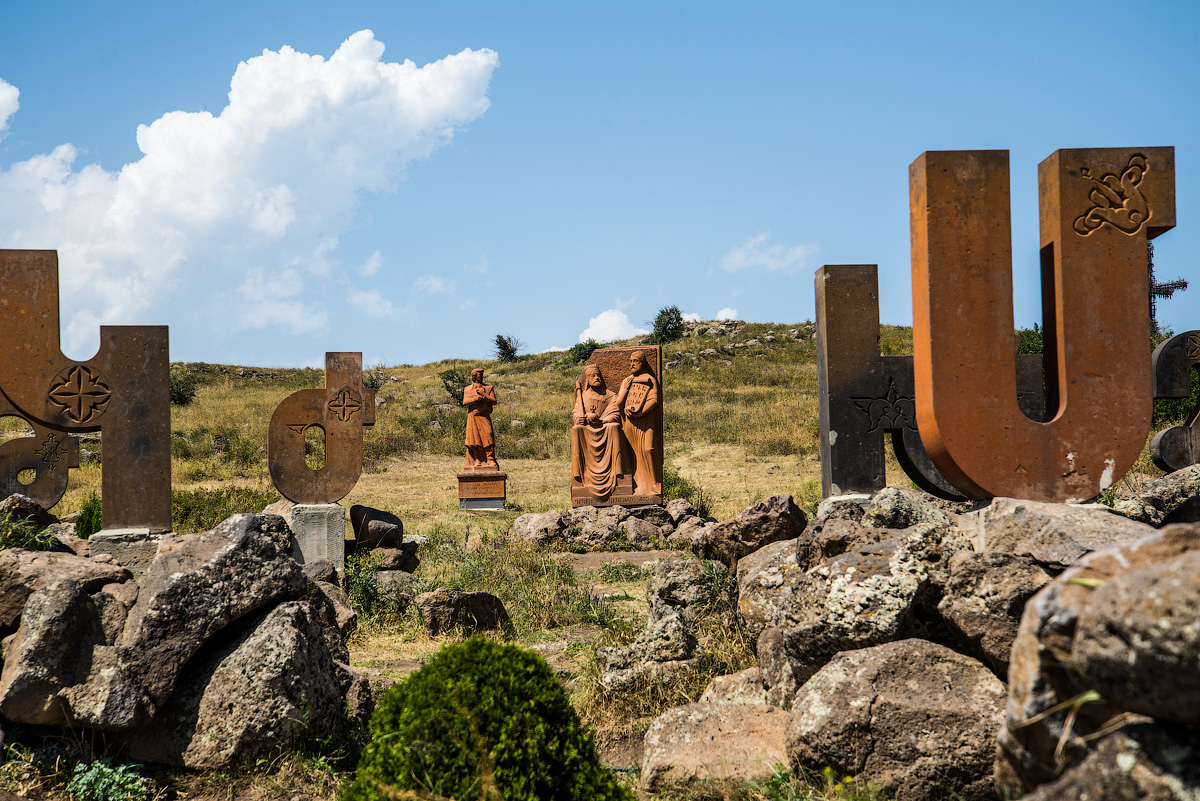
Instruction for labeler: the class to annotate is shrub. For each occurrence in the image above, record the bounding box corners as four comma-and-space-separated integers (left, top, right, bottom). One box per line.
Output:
663, 463, 713, 519
344, 637, 632, 801
561, 338, 601, 367
171, 485, 282, 534
169, 369, 198, 406
65, 760, 152, 801
439, 368, 471, 402
0, 514, 59, 551
646, 305, 685, 345
493, 333, 523, 363
362, 364, 387, 390
75, 491, 103, 539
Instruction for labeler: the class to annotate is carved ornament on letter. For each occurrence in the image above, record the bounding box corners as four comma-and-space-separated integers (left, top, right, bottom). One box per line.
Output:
1073, 153, 1150, 236
47, 365, 112, 424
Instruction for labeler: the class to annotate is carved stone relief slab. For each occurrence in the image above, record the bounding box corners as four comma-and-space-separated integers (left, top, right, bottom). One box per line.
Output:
1150, 330, 1200, 472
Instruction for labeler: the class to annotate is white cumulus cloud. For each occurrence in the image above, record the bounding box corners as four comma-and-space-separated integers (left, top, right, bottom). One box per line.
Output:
579, 308, 649, 343
719, 232, 816, 273
0, 79, 17, 140
348, 287, 397, 320
715, 307, 738, 321
682, 312, 702, 322
414, 274, 456, 295
359, 250, 383, 277
0, 32, 499, 357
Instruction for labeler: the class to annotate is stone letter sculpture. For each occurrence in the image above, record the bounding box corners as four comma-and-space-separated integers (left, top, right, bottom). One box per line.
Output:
570, 346, 663, 506
0, 396, 81, 511
463, 368, 498, 470
911, 148, 1176, 501
1150, 330, 1200, 472
0, 250, 170, 530
816, 263, 1044, 500
267, 352, 375, 504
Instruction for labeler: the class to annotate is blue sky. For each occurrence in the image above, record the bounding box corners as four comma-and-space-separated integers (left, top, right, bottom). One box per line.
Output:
1, 1, 1197, 367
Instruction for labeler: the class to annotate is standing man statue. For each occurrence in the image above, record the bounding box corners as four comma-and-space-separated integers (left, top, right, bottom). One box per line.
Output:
463, 368, 498, 470
614, 349, 661, 496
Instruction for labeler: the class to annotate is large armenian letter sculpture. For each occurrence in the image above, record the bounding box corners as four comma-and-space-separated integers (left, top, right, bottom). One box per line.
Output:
1150, 330, 1200, 472
267, 352, 375, 504
816, 263, 1044, 500
911, 148, 1175, 501
0, 250, 170, 530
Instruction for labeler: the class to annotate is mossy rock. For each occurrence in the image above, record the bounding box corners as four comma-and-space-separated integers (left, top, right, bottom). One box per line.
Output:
343, 636, 632, 801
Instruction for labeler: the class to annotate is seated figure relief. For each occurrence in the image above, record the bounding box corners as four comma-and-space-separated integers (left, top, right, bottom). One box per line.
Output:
570, 346, 663, 507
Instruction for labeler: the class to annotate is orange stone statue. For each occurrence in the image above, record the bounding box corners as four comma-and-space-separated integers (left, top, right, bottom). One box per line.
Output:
571, 364, 627, 499
615, 349, 661, 496
463, 368, 498, 471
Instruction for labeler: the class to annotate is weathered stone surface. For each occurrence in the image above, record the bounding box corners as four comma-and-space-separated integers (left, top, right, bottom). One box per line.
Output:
862, 486, 957, 530
414, 588, 509, 636
124, 601, 346, 768
507, 510, 566, 546
334, 660, 375, 728
666, 517, 714, 550
302, 559, 337, 584
694, 495, 807, 566
91, 580, 137, 646
349, 504, 403, 549
641, 703, 789, 791
0, 494, 58, 530
813, 493, 871, 523
736, 539, 804, 641
936, 551, 1052, 679
368, 544, 419, 573
87, 529, 162, 575
1073, 550, 1200, 722
598, 613, 703, 692
618, 516, 664, 549
796, 516, 889, 572
625, 505, 674, 530
648, 559, 720, 625
961, 497, 1155, 568
1113, 464, 1200, 526
375, 569, 419, 617
1019, 724, 1200, 801
998, 523, 1200, 791
665, 499, 698, 524
119, 514, 308, 710
756, 627, 801, 709
788, 639, 1005, 801
699, 668, 767, 707
304, 580, 352, 662
0, 549, 131, 629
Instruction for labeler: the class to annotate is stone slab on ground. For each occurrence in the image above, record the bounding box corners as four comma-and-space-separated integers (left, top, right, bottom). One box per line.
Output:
641, 702, 789, 791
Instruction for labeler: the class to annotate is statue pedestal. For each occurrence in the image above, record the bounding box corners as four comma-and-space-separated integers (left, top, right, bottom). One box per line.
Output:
90, 528, 162, 576
458, 471, 506, 510
289, 503, 346, 568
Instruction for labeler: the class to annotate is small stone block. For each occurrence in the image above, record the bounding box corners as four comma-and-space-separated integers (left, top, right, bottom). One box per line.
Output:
289, 503, 346, 568
457, 472, 506, 510
461, 498, 505, 511
89, 528, 162, 576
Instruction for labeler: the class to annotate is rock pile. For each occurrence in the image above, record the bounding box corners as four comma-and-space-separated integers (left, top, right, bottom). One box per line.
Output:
0, 506, 370, 768
638, 468, 1200, 800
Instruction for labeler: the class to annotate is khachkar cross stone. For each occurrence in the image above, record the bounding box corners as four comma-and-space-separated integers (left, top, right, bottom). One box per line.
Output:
0, 250, 170, 530
815, 264, 1045, 500
267, 352, 375, 505
1150, 330, 1200, 472
910, 147, 1176, 502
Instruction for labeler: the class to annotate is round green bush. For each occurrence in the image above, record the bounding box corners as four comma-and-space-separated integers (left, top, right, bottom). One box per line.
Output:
343, 637, 632, 801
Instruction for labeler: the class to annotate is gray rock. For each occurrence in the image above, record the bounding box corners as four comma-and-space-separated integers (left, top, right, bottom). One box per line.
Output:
414, 588, 509, 636
310, 580, 356, 658
787, 639, 1006, 801
368, 544, 419, 573
599, 613, 703, 692
756, 627, 801, 709
507, 510, 566, 546
699, 668, 768, 705
665, 516, 713, 550
813, 493, 871, 523
567, 506, 633, 551
0, 494, 58, 530
736, 539, 804, 641
664, 499, 698, 524
694, 495, 807, 567
647, 559, 721, 625
937, 551, 1052, 679
796, 516, 889, 571
1073, 549, 1200, 723
961, 497, 1156, 569
641, 703, 788, 791
348, 505, 403, 549
0, 549, 131, 629
334, 660, 375, 728
119, 514, 308, 711
123, 601, 346, 767
302, 559, 337, 584
625, 505, 674, 529
618, 516, 663, 549
862, 486, 956, 530
375, 569, 419, 616
1113, 464, 1200, 526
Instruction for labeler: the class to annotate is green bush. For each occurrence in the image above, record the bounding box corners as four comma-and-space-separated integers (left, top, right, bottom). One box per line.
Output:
65, 760, 152, 801
562, 338, 601, 367
493, 333, 523, 363
344, 637, 632, 801
169, 369, 198, 406
75, 491, 103, 539
439, 368, 471, 402
0, 514, 59, 551
171, 485, 282, 534
646, 305, 685, 345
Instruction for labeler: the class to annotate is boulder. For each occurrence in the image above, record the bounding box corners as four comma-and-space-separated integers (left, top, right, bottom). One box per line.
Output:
617, 516, 663, 549
598, 613, 704, 693
997, 523, 1200, 792
640, 703, 789, 791
694, 495, 807, 566
0, 494, 59, 531
647, 559, 720, 626
118, 514, 308, 710
0, 549, 131, 629
699, 668, 768, 706
665, 499, 698, 524
301, 559, 337, 584
665, 516, 713, 550
936, 551, 1052, 679
735, 539, 804, 641
755, 627, 801, 709
1113, 464, 1200, 526
507, 510, 566, 546
376, 570, 419, 616
1072, 549, 1200, 722
413, 588, 509, 636
566, 506, 635, 551
308, 580, 356, 659
796, 516, 889, 571
123, 601, 347, 768
960, 497, 1155, 569
861, 487, 957, 530
625, 505, 674, 530
334, 660, 375, 728
813, 493, 871, 523
787, 639, 1005, 801
348, 505, 403, 549
368, 544, 419, 573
